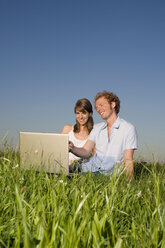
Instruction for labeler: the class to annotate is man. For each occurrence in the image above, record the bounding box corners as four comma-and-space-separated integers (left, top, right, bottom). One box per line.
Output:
69, 91, 138, 178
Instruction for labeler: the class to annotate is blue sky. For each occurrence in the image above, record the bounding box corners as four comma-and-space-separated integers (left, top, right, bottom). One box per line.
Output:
0, 0, 165, 162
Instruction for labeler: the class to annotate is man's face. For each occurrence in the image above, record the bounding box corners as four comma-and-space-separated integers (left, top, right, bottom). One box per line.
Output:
95, 96, 115, 120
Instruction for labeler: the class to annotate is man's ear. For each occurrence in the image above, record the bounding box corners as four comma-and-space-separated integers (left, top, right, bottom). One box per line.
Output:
111, 102, 116, 109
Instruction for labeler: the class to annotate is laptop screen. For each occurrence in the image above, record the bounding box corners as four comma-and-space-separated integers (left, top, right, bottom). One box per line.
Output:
19, 132, 69, 174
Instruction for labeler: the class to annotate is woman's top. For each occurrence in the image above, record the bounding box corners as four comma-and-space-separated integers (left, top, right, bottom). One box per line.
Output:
68, 129, 88, 164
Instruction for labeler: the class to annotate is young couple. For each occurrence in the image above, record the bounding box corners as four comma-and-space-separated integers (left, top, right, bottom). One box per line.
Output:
61, 91, 137, 178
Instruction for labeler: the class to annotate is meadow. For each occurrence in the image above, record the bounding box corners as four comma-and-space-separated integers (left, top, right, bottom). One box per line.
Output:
0, 145, 165, 248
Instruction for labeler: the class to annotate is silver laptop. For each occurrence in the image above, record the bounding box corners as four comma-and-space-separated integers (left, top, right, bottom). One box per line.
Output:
19, 132, 69, 175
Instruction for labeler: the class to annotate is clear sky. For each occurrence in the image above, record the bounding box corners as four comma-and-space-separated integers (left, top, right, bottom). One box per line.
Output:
0, 0, 165, 162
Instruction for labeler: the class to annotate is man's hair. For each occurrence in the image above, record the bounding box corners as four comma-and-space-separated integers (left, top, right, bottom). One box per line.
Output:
94, 91, 120, 114
74, 98, 93, 134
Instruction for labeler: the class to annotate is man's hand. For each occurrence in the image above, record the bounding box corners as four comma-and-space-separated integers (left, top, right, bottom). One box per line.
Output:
69, 141, 74, 152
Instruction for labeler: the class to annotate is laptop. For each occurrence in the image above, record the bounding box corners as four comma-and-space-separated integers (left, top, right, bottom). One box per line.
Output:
19, 132, 69, 175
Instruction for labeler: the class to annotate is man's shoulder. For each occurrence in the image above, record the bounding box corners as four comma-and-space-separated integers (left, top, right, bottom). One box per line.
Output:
119, 118, 136, 135
89, 122, 106, 136
93, 122, 106, 130
88, 122, 106, 141
119, 118, 135, 128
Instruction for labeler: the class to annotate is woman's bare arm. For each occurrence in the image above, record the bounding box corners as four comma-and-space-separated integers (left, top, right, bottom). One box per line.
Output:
61, 125, 72, 134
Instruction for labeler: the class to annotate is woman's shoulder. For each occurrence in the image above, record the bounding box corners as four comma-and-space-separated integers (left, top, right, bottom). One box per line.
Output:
61, 124, 73, 134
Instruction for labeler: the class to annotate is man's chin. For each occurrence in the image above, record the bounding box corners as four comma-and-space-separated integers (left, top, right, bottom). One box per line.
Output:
100, 115, 106, 120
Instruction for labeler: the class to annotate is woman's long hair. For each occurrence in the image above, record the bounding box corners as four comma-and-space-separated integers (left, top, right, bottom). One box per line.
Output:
73, 98, 93, 134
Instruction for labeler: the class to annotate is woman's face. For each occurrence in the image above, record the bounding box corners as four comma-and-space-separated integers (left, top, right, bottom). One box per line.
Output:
75, 108, 90, 126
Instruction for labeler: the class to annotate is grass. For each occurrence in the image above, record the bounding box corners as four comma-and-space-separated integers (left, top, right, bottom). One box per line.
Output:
0, 145, 165, 247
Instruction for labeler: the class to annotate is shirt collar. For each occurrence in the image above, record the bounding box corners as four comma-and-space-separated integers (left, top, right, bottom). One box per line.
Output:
112, 116, 120, 129
101, 116, 121, 130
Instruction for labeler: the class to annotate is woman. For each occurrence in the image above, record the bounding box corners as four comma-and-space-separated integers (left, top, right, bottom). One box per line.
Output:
61, 98, 94, 165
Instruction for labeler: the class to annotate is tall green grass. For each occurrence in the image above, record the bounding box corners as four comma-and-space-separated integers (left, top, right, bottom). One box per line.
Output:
0, 146, 165, 247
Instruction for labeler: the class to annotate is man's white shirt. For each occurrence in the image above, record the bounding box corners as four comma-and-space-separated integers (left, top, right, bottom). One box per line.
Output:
82, 117, 138, 174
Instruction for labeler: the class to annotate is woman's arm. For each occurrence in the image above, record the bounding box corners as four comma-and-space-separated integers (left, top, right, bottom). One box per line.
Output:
61, 125, 72, 134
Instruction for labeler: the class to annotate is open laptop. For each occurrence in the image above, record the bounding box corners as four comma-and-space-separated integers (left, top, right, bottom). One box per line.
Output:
19, 132, 69, 175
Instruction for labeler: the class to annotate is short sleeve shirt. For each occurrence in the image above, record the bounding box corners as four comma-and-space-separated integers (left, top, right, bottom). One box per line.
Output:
81, 117, 138, 174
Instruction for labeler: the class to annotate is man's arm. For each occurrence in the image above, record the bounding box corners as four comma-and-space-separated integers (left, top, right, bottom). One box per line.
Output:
124, 149, 135, 179
69, 140, 95, 159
